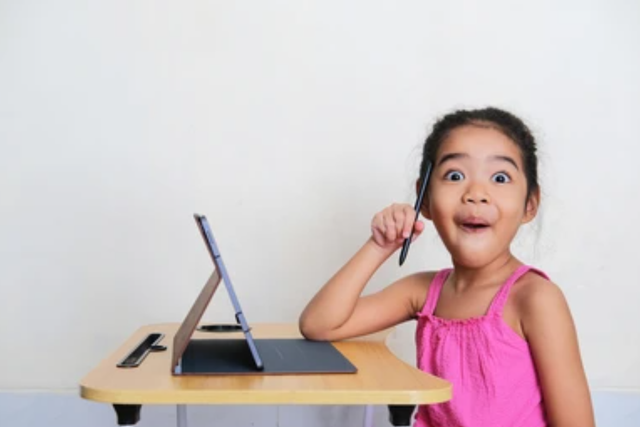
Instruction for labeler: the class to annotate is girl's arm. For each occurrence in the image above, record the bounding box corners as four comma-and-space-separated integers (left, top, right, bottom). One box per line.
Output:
521, 278, 595, 427
299, 204, 429, 341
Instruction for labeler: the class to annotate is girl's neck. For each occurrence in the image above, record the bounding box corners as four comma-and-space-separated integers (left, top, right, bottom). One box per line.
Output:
449, 252, 522, 293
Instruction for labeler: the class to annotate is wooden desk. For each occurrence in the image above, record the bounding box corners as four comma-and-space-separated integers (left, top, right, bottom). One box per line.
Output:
80, 323, 451, 427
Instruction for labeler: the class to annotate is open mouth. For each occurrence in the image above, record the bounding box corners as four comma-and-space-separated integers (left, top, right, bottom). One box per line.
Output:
460, 220, 490, 232
463, 223, 488, 229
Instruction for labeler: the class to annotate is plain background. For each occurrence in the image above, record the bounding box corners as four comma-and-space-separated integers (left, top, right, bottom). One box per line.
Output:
1, 2, 639, 424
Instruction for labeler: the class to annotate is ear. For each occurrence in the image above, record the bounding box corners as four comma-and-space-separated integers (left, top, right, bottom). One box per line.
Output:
416, 180, 433, 220
522, 187, 540, 224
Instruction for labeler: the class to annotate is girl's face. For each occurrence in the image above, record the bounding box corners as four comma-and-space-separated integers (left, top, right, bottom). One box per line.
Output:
423, 124, 539, 268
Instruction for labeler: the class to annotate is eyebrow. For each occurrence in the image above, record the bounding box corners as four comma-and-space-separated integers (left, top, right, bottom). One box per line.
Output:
490, 155, 520, 170
437, 153, 520, 170
437, 152, 468, 166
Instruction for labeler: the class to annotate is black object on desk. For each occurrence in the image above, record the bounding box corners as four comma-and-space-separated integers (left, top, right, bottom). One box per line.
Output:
116, 333, 166, 368
197, 324, 243, 332
181, 338, 356, 374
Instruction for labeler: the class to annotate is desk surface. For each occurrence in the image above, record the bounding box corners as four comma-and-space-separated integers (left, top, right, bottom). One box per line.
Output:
80, 323, 451, 405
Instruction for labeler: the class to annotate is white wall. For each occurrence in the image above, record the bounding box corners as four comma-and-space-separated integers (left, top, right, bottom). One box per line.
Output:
1, 0, 639, 398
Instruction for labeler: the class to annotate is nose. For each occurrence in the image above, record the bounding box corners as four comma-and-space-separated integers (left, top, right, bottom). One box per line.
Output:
462, 183, 490, 204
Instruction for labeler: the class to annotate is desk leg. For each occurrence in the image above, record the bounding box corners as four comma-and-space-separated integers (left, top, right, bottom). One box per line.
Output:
177, 404, 188, 427
363, 405, 374, 427
113, 404, 141, 425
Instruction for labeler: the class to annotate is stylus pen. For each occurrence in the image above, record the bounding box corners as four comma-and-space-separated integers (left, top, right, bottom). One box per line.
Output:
399, 161, 432, 266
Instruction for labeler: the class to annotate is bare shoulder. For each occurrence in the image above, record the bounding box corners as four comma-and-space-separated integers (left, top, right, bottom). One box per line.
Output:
511, 271, 564, 303
389, 270, 438, 318
510, 271, 572, 335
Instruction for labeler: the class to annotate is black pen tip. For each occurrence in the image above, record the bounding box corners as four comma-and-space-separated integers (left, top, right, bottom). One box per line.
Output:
399, 241, 410, 266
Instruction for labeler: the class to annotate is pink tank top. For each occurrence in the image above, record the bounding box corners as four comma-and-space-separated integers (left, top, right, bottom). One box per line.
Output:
414, 265, 548, 427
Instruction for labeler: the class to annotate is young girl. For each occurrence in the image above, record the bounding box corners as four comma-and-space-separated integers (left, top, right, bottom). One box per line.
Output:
299, 107, 595, 427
